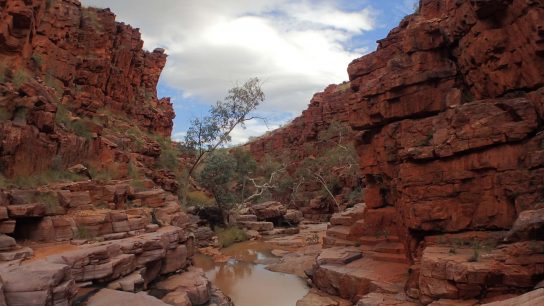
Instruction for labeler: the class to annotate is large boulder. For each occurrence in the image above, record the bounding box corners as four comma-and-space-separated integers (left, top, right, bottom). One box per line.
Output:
87, 289, 169, 306
155, 267, 211, 305
250, 201, 287, 221
505, 208, 544, 242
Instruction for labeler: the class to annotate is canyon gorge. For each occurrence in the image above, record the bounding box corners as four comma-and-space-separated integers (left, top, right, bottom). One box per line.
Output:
0, 0, 544, 305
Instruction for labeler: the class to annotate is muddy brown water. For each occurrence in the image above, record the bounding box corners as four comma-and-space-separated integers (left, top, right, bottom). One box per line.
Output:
193, 240, 309, 306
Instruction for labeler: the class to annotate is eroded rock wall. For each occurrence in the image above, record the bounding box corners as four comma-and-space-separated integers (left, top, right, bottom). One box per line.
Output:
0, 0, 175, 177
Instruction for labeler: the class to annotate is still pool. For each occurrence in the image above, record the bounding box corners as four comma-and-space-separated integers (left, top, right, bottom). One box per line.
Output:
193, 241, 309, 306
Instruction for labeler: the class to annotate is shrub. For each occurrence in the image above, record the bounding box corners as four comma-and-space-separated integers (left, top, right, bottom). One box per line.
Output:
34, 193, 59, 214
0, 107, 11, 121
45, 72, 63, 99
71, 119, 93, 140
215, 227, 248, 248
187, 190, 215, 207
0, 174, 7, 189
199, 151, 236, 208
88, 164, 120, 182
155, 136, 180, 170
74, 226, 94, 240
31, 53, 43, 68
0, 61, 7, 83
12, 69, 30, 89
81, 8, 103, 31
11, 170, 83, 188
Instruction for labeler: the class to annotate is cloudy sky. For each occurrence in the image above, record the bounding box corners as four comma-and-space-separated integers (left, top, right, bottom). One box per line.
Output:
82, 0, 418, 144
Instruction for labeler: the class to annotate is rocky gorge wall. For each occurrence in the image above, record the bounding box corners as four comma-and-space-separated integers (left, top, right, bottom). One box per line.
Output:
0, 0, 175, 178
253, 0, 544, 304
248, 85, 361, 220
0, 1, 233, 305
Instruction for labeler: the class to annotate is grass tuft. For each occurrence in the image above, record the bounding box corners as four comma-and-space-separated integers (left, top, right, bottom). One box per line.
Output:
215, 227, 248, 248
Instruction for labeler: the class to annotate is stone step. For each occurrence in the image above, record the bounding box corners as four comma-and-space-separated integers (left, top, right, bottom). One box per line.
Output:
359, 235, 400, 246
326, 226, 352, 240
323, 236, 359, 248
373, 242, 405, 254
369, 252, 409, 264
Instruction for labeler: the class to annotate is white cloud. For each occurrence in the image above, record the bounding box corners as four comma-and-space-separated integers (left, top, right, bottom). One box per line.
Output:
82, 0, 376, 144
229, 118, 283, 146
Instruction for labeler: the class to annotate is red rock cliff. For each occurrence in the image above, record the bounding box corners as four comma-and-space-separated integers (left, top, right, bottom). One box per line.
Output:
253, 0, 544, 303
0, 0, 175, 177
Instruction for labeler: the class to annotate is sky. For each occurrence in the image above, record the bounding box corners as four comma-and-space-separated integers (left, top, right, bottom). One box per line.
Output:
82, 0, 419, 144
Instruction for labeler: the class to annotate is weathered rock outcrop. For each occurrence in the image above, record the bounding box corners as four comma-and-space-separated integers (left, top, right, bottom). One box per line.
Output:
0, 0, 175, 180
261, 0, 544, 304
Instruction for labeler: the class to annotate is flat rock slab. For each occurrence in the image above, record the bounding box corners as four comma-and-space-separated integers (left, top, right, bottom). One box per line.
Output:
238, 221, 274, 232
317, 246, 363, 265
297, 289, 352, 306
357, 292, 419, 306
87, 289, 169, 306
482, 288, 544, 306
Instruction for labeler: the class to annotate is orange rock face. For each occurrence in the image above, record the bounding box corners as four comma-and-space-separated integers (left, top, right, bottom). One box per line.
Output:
0, 0, 175, 177
254, 0, 544, 304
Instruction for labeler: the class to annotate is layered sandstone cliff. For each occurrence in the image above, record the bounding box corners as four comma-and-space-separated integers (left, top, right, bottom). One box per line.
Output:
253, 0, 544, 304
0, 1, 227, 305
0, 0, 175, 178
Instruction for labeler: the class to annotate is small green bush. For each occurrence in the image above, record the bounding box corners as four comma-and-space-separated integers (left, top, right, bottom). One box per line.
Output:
0, 61, 7, 83
88, 165, 120, 182
12, 69, 30, 89
46, 0, 55, 10
45, 72, 63, 99
74, 226, 94, 240
215, 227, 248, 248
31, 53, 43, 68
0, 174, 7, 189
187, 190, 215, 207
71, 119, 93, 140
34, 193, 59, 214
155, 136, 180, 170
0, 107, 11, 121
11, 170, 83, 189
81, 8, 103, 31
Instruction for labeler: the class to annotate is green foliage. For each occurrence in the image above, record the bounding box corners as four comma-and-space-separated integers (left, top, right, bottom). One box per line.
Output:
185, 78, 264, 175
231, 148, 257, 180
156, 136, 180, 170
34, 193, 59, 214
347, 186, 363, 205
31, 53, 43, 68
215, 227, 248, 248
128, 161, 146, 191
45, 72, 64, 99
0, 107, 11, 121
11, 170, 83, 189
75, 226, 94, 240
46, 0, 55, 10
0, 61, 7, 83
0, 174, 7, 189
55, 104, 70, 126
55, 105, 93, 140
12, 69, 30, 89
187, 190, 215, 207
88, 164, 120, 182
199, 151, 237, 208
81, 7, 103, 31
71, 119, 93, 140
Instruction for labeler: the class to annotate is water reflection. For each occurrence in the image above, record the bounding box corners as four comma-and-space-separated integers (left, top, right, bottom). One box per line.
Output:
193, 241, 309, 306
